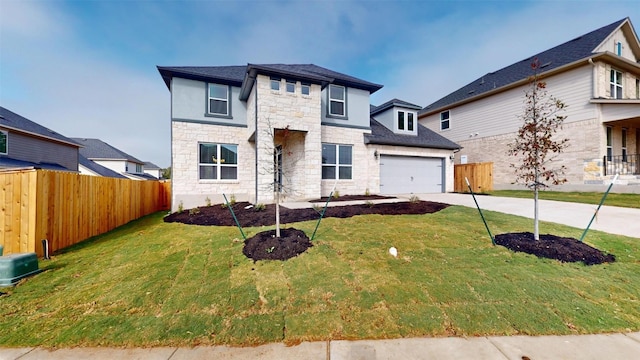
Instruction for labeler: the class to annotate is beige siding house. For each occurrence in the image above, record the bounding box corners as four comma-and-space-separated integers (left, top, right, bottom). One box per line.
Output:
419, 18, 640, 190
158, 64, 460, 211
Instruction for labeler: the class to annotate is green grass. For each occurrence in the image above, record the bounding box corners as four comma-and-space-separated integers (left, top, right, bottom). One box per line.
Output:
1, 207, 638, 347
488, 190, 640, 209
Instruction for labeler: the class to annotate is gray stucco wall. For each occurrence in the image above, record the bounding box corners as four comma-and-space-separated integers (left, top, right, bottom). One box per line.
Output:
171, 77, 247, 126
321, 86, 371, 129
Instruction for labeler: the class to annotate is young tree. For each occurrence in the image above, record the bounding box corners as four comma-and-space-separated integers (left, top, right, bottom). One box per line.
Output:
508, 58, 569, 240
259, 121, 303, 238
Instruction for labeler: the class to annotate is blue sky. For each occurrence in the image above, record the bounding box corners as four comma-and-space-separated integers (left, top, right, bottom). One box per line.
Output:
1, 0, 638, 168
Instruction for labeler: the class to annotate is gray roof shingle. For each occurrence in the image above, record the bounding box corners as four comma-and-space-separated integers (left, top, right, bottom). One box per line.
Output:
420, 18, 629, 114
0, 106, 79, 146
371, 98, 422, 116
72, 138, 144, 164
158, 63, 383, 93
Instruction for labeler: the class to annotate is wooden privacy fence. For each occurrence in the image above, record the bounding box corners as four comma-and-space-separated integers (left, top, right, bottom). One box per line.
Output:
454, 162, 493, 193
1, 169, 171, 257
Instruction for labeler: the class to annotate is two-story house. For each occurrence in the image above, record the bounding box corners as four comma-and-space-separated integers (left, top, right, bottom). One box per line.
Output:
158, 64, 459, 211
419, 17, 640, 189
0, 106, 80, 172
72, 138, 151, 180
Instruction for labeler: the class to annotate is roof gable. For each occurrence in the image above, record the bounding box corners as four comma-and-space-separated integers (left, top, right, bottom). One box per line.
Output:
420, 18, 631, 115
371, 98, 422, 116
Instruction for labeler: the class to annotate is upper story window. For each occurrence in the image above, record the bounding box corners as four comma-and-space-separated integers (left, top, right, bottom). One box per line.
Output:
329, 84, 346, 117
610, 69, 623, 99
615, 41, 622, 56
270, 77, 281, 91
0, 130, 7, 155
301, 82, 311, 96
286, 80, 295, 93
136, 164, 143, 173
440, 110, 450, 130
199, 143, 238, 180
397, 110, 415, 133
208, 83, 229, 116
322, 143, 352, 180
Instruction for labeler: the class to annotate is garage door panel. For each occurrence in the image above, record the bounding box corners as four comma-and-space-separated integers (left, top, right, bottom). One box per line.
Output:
380, 155, 443, 194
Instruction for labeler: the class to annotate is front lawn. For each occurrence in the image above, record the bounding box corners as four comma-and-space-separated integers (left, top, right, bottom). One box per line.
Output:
489, 190, 640, 209
1, 206, 638, 347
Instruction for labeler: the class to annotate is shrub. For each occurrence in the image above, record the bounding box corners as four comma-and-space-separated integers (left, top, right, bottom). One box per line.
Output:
409, 195, 420, 203
254, 203, 266, 212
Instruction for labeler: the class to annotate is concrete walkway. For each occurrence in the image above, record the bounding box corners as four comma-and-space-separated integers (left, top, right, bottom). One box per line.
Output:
3, 332, 640, 359
2, 193, 639, 359
418, 193, 640, 239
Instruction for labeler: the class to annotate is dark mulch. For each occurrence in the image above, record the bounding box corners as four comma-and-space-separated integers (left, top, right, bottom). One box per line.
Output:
242, 228, 312, 261
495, 232, 615, 266
309, 194, 396, 203
163, 200, 450, 227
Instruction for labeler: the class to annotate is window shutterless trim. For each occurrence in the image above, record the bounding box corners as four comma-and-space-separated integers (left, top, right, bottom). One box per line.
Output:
328, 84, 347, 118
0, 130, 7, 155
440, 110, 451, 130
206, 83, 232, 117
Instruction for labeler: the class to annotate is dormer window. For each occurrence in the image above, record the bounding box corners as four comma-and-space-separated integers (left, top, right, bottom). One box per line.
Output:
328, 84, 346, 117
615, 41, 622, 56
396, 110, 416, 133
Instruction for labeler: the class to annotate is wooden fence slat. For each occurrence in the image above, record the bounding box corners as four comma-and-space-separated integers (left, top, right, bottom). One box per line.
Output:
0, 170, 171, 256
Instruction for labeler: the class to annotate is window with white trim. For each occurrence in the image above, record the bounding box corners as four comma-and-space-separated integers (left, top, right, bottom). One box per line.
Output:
610, 69, 623, 99
606, 126, 613, 161
301, 82, 311, 96
270, 77, 280, 91
286, 80, 295, 93
136, 164, 143, 173
199, 143, 238, 180
208, 83, 229, 116
397, 110, 415, 133
328, 84, 346, 117
0, 130, 7, 155
322, 143, 352, 180
440, 110, 450, 130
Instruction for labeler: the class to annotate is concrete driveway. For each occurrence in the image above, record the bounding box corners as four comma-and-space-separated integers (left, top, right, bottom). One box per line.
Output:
415, 193, 640, 239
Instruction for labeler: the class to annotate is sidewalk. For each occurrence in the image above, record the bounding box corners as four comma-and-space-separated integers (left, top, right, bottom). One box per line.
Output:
3, 332, 640, 359
418, 193, 640, 239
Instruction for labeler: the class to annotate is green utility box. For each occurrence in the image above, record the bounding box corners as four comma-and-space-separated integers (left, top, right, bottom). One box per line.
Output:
0, 253, 42, 287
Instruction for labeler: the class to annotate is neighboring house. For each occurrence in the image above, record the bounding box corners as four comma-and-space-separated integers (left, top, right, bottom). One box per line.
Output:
0, 106, 80, 172
143, 161, 162, 179
77, 154, 126, 179
419, 17, 640, 189
158, 64, 459, 210
72, 138, 149, 180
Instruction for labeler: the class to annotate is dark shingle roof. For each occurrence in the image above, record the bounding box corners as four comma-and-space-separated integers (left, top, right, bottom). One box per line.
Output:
143, 161, 161, 170
371, 98, 422, 116
0, 157, 70, 171
72, 138, 144, 164
158, 63, 383, 93
78, 154, 126, 178
365, 118, 460, 150
0, 106, 79, 146
420, 18, 629, 114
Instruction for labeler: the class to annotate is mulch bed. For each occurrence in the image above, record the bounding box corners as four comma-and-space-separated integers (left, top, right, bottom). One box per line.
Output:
165, 200, 615, 264
242, 228, 312, 262
163, 200, 450, 227
495, 232, 615, 265
309, 194, 396, 203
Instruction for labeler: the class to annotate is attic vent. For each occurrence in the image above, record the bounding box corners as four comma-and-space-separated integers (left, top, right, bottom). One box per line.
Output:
540, 62, 552, 68
479, 77, 485, 85
468, 90, 475, 94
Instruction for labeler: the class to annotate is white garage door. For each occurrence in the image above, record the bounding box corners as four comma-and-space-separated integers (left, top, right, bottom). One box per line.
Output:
379, 155, 443, 194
